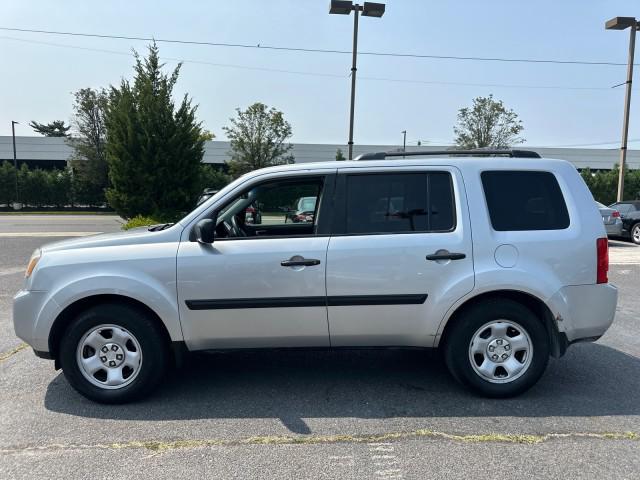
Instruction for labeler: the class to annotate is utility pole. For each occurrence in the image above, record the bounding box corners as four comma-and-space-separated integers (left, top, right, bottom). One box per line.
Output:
347, 6, 360, 161
401, 130, 407, 158
606, 16, 638, 202
11, 121, 19, 206
329, 1, 386, 160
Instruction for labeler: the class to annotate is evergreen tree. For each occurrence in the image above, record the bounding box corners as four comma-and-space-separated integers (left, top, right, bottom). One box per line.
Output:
29, 120, 71, 137
0, 161, 17, 206
105, 43, 205, 219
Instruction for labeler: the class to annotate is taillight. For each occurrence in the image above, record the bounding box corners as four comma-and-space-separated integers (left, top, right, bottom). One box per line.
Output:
596, 237, 609, 284
612, 210, 620, 218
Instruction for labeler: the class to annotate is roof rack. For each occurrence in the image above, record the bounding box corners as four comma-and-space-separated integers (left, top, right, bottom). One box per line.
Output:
354, 149, 541, 161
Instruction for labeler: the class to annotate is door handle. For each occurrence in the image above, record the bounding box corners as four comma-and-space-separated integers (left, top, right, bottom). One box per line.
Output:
281, 258, 321, 267
426, 251, 466, 261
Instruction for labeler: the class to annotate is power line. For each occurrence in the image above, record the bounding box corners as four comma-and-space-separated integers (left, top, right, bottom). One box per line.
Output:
359, 76, 618, 91
0, 35, 348, 79
0, 26, 634, 67
0, 35, 632, 93
539, 138, 640, 148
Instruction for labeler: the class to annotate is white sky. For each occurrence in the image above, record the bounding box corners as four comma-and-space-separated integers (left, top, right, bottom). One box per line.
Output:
1, 0, 638, 149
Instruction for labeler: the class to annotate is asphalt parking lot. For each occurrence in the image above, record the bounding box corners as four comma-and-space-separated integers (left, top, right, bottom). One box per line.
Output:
1, 215, 639, 479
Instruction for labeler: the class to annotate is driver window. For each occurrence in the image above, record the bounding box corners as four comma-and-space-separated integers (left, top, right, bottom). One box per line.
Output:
215, 177, 324, 239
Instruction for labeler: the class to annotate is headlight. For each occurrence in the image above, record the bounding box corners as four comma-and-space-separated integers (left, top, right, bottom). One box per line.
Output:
25, 249, 41, 278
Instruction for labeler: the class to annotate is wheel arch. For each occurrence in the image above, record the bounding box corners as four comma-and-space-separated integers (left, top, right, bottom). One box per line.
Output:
437, 289, 567, 358
48, 294, 174, 366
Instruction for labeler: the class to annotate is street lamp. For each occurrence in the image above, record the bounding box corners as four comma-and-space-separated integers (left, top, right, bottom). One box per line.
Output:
329, 1, 386, 160
605, 16, 639, 202
11, 121, 19, 206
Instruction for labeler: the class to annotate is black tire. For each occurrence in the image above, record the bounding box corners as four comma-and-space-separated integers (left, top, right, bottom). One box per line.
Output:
59, 303, 169, 404
631, 222, 640, 245
443, 299, 549, 398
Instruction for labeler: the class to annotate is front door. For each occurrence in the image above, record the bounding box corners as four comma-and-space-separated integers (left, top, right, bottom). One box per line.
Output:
326, 167, 474, 347
177, 173, 334, 350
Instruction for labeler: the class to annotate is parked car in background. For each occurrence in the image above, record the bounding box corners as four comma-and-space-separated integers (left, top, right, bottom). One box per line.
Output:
596, 201, 623, 237
285, 196, 317, 223
609, 201, 640, 245
244, 203, 262, 225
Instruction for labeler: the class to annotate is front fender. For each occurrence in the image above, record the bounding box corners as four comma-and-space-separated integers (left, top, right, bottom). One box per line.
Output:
32, 274, 182, 352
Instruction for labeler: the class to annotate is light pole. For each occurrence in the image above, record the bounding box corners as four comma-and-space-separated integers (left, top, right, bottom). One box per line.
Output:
11, 121, 19, 205
401, 130, 407, 157
329, 1, 385, 160
606, 16, 639, 202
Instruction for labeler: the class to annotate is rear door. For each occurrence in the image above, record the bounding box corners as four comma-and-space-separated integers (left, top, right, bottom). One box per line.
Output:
325, 166, 474, 347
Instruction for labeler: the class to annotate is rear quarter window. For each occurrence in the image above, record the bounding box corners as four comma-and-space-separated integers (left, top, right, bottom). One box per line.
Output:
481, 171, 570, 231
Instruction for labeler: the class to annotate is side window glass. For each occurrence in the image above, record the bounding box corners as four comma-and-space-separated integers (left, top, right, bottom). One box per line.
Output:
614, 204, 632, 215
216, 177, 323, 238
344, 172, 455, 234
481, 171, 569, 231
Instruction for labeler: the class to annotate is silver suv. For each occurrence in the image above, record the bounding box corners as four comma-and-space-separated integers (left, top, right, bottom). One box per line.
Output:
13, 150, 618, 403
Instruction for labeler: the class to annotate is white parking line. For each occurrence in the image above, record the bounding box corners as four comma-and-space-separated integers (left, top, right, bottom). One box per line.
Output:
0, 232, 102, 237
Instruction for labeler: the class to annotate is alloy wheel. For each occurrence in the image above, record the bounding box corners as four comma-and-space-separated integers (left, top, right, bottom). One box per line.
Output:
468, 320, 533, 384
76, 324, 143, 389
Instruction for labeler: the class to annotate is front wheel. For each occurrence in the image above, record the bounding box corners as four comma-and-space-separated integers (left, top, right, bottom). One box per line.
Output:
59, 303, 169, 403
444, 299, 549, 398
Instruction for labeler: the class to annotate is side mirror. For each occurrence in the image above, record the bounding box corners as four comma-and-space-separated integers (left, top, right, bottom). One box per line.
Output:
193, 218, 215, 244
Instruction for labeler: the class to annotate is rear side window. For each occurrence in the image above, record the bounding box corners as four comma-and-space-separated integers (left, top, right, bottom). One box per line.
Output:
612, 203, 634, 215
344, 172, 455, 234
481, 171, 569, 231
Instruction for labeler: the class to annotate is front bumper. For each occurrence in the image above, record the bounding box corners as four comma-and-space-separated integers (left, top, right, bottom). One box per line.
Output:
550, 283, 618, 343
13, 289, 53, 353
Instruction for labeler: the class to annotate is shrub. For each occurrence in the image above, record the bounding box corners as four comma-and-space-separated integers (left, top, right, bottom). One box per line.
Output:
121, 215, 163, 231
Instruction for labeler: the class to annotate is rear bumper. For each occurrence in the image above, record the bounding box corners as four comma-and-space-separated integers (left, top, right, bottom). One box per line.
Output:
605, 221, 623, 236
549, 283, 618, 343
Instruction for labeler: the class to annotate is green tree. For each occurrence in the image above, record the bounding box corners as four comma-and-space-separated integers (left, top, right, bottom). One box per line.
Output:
199, 164, 231, 192
29, 120, 71, 137
0, 161, 17, 206
67, 88, 109, 206
49, 168, 74, 208
199, 129, 215, 142
581, 166, 640, 205
105, 42, 205, 219
223, 102, 294, 178
335, 148, 346, 161
454, 95, 524, 149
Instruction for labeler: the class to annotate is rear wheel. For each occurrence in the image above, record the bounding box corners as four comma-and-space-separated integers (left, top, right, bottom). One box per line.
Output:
444, 299, 549, 398
631, 223, 640, 245
59, 303, 168, 403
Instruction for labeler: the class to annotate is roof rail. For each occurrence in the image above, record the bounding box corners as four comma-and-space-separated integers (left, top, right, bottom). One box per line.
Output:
354, 149, 541, 161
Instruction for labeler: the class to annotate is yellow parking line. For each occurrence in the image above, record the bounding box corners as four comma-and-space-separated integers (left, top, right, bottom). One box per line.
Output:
0, 343, 28, 362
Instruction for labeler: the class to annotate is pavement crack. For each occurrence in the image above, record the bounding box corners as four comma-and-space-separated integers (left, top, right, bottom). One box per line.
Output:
0, 343, 28, 362
1, 430, 637, 455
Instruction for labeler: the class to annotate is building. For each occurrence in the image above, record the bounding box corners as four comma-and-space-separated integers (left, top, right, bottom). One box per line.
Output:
1, 135, 639, 171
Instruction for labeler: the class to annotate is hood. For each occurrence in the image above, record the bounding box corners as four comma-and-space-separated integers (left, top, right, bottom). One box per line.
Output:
41, 224, 183, 253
